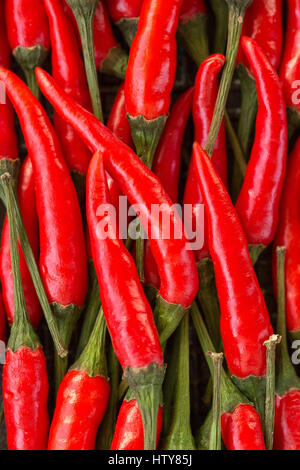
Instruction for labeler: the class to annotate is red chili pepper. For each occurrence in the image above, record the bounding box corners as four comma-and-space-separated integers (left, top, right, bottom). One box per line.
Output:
2, 173, 49, 450
0, 2, 11, 68
48, 311, 110, 450
87, 150, 164, 450
279, 0, 300, 129
35, 68, 199, 338
237, 0, 283, 70
43, 0, 92, 179
193, 142, 273, 412
0, 157, 41, 328
0, 291, 6, 343
111, 393, 163, 450
221, 404, 266, 450
5, 0, 50, 97
107, 82, 133, 149
274, 392, 300, 450
180, 0, 206, 21
184, 54, 227, 262
104, 0, 143, 45
0, 67, 88, 387
125, 0, 184, 167
273, 138, 300, 335
235, 36, 287, 252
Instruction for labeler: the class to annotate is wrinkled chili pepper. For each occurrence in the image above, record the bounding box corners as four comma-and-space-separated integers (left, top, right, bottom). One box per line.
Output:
43, 0, 92, 187
235, 36, 287, 263
36, 67, 199, 348
193, 142, 273, 419
111, 389, 163, 450
272, 247, 300, 450
125, 0, 183, 168
191, 301, 266, 451
87, 150, 164, 450
5, 0, 50, 98
236, 0, 283, 157
273, 138, 300, 337
48, 309, 110, 450
0, 157, 41, 328
178, 0, 209, 66
105, 0, 142, 45
279, 0, 300, 137
0, 67, 88, 389
2, 173, 49, 450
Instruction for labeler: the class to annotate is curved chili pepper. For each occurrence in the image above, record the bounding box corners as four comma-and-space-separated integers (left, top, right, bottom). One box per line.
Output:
48, 310, 110, 450
43, 0, 92, 180
0, 292, 6, 343
125, 0, 183, 167
87, 150, 164, 450
111, 392, 163, 450
0, 67, 88, 387
235, 36, 287, 255
0, 157, 41, 328
104, 0, 142, 45
279, 0, 300, 135
184, 53, 227, 262
2, 173, 49, 450
107, 82, 133, 149
36, 68, 199, 342
5, 0, 50, 97
178, 0, 209, 66
193, 142, 273, 415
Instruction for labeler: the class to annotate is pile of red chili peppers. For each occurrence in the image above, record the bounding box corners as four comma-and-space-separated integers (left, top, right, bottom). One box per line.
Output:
0, 0, 299, 453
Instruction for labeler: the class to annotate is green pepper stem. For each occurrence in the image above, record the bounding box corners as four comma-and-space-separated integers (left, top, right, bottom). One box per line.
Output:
13, 45, 48, 100
67, 0, 103, 123
162, 334, 180, 436
208, 352, 223, 450
1, 174, 66, 357
177, 13, 209, 66
210, 0, 229, 54
264, 334, 281, 450
237, 64, 257, 157
204, 0, 253, 157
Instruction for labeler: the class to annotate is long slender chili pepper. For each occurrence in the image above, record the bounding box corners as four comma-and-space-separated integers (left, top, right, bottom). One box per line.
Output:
193, 142, 273, 421
107, 82, 133, 149
125, 0, 183, 168
36, 67, 199, 347
204, 0, 253, 158
236, 0, 283, 157
279, 0, 300, 138
48, 308, 110, 450
111, 389, 163, 450
273, 247, 300, 450
87, 151, 165, 450
2, 173, 49, 450
177, 0, 209, 66
0, 292, 6, 343
105, 0, 142, 45
0, 157, 41, 328
191, 301, 266, 451
273, 138, 300, 339
43, 0, 92, 189
0, 67, 88, 388
209, 0, 228, 54
65, 0, 103, 122
235, 36, 287, 263
5, 0, 50, 98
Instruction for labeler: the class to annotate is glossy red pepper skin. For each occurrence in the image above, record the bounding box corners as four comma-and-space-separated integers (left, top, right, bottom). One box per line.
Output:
183, 54, 227, 261
3, 347, 49, 450
0, 157, 41, 327
193, 143, 273, 379
0, 2, 11, 68
180, 0, 206, 21
5, 0, 50, 51
235, 36, 287, 247
111, 399, 163, 450
237, 0, 283, 70
107, 82, 133, 149
48, 370, 110, 450
221, 404, 266, 450
279, 0, 300, 115
125, 0, 183, 120
0, 292, 6, 343
273, 138, 300, 333
105, 0, 143, 22
43, 0, 92, 176
273, 391, 300, 450
0, 67, 88, 308
87, 151, 163, 370
36, 68, 199, 310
